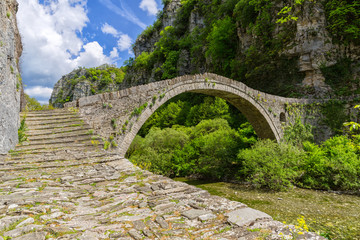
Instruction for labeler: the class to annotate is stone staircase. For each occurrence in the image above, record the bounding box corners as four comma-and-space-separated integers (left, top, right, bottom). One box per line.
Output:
1, 109, 119, 173
0, 109, 324, 240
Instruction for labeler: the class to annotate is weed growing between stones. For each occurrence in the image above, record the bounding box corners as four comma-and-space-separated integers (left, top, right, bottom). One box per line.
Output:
18, 117, 28, 144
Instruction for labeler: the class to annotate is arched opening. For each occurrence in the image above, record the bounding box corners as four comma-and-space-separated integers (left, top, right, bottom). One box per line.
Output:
280, 112, 286, 123
118, 78, 280, 158
125, 92, 262, 180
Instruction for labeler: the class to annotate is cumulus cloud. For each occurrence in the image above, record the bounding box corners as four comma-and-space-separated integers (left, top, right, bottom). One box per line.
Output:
17, 0, 113, 99
101, 22, 133, 53
101, 22, 120, 37
110, 47, 119, 59
140, 0, 159, 15
25, 86, 53, 98
117, 34, 133, 52
74, 42, 111, 67
99, 0, 146, 29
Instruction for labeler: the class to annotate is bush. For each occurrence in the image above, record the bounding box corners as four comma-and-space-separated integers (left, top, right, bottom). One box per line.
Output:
283, 116, 313, 147
18, 117, 28, 144
25, 94, 54, 111
238, 139, 304, 191
129, 127, 190, 177
325, 0, 360, 44
301, 136, 360, 190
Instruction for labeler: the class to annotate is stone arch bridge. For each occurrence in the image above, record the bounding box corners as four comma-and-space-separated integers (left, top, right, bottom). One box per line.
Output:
64, 73, 323, 157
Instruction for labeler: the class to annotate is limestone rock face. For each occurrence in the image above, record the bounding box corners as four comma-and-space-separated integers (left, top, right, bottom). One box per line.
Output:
131, 0, 360, 95
0, 0, 22, 154
133, 0, 182, 58
50, 64, 125, 108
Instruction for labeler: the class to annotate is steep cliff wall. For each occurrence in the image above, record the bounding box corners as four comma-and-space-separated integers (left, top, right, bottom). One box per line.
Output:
50, 64, 126, 108
126, 0, 360, 97
0, 0, 23, 154
51, 0, 360, 103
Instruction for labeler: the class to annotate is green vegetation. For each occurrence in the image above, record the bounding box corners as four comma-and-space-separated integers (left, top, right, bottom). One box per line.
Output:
176, 179, 360, 240
128, 98, 360, 193
18, 117, 28, 144
53, 65, 126, 106
128, 0, 308, 96
325, 0, 360, 45
128, 92, 257, 179
24, 94, 54, 111
320, 58, 360, 96
125, 0, 359, 97
320, 100, 348, 134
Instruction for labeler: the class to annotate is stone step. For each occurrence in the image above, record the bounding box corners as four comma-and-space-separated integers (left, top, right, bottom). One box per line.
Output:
20, 134, 95, 146
27, 126, 92, 136
24, 115, 79, 122
14, 142, 96, 152
9, 146, 105, 157
20, 109, 72, 115
0, 155, 121, 172
26, 121, 87, 130
28, 130, 93, 141
27, 128, 93, 141
26, 118, 83, 127
3, 151, 115, 164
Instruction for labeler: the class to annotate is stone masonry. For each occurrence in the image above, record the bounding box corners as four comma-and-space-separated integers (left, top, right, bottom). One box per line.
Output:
0, 109, 325, 239
65, 73, 324, 157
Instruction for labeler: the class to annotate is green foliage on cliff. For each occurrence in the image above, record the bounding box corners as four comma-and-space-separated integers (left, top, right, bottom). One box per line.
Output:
325, 0, 360, 45
129, 0, 306, 96
128, 0, 360, 96
52, 65, 126, 106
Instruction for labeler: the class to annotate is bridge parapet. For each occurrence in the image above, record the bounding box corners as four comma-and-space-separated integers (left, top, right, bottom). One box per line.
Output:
65, 73, 328, 156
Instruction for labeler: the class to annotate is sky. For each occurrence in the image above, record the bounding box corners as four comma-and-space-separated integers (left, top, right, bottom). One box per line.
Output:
17, 0, 162, 104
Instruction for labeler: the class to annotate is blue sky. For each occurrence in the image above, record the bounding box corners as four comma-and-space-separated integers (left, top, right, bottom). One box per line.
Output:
17, 0, 162, 104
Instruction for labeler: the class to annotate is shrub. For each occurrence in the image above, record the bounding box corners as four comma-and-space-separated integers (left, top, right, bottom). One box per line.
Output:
325, 0, 360, 45
283, 116, 313, 147
18, 117, 28, 144
238, 139, 304, 191
301, 136, 360, 190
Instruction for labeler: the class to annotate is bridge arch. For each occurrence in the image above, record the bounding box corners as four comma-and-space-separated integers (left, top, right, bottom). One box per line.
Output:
67, 73, 306, 157
117, 76, 281, 156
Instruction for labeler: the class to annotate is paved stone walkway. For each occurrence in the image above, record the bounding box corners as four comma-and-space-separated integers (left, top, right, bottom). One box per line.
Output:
0, 110, 324, 239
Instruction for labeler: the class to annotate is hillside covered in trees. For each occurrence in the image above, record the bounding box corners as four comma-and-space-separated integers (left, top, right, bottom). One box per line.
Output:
125, 0, 360, 97
50, 0, 360, 105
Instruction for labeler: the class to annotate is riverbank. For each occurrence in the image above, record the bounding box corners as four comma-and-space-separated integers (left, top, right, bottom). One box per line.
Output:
174, 178, 360, 240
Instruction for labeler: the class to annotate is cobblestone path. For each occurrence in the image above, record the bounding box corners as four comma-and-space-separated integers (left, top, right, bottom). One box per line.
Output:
0, 109, 324, 239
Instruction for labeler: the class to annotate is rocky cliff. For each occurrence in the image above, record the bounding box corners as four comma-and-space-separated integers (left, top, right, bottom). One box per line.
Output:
126, 0, 360, 97
0, 0, 22, 154
51, 0, 360, 102
50, 64, 126, 108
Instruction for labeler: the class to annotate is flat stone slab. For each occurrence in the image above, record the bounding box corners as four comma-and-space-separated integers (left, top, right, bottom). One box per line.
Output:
182, 209, 212, 220
225, 208, 272, 227
12, 231, 47, 240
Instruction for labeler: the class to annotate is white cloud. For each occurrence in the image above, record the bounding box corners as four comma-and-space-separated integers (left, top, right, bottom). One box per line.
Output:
25, 86, 53, 98
74, 42, 111, 67
140, 0, 159, 15
17, 0, 114, 99
99, 0, 147, 29
117, 34, 132, 52
110, 47, 119, 59
101, 23, 119, 37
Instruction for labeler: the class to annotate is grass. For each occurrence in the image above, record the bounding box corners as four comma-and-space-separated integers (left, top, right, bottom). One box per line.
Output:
174, 178, 360, 240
